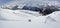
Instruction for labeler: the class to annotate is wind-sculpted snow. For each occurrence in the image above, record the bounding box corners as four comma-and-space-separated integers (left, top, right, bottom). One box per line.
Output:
0, 8, 40, 20
0, 7, 60, 28
0, 8, 60, 23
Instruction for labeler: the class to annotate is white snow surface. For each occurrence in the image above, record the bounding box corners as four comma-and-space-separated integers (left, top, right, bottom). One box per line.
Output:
0, 8, 60, 28
0, 0, 60, 28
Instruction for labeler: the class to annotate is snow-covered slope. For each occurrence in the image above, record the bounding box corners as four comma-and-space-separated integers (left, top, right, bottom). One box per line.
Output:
0, 8, 60, 28
0, 8, 41, 20
0, 0, 60, 28
0, 7, 60, 22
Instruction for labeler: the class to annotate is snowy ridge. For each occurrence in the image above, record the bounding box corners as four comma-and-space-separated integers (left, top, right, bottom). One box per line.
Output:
0, 8, 47, 23
0, 7, 60, 23
0, 8, 40, 20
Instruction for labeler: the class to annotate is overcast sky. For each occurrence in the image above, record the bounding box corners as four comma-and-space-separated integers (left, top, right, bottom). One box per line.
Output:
0, 0, 60, 6
0, 0, 13, 6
